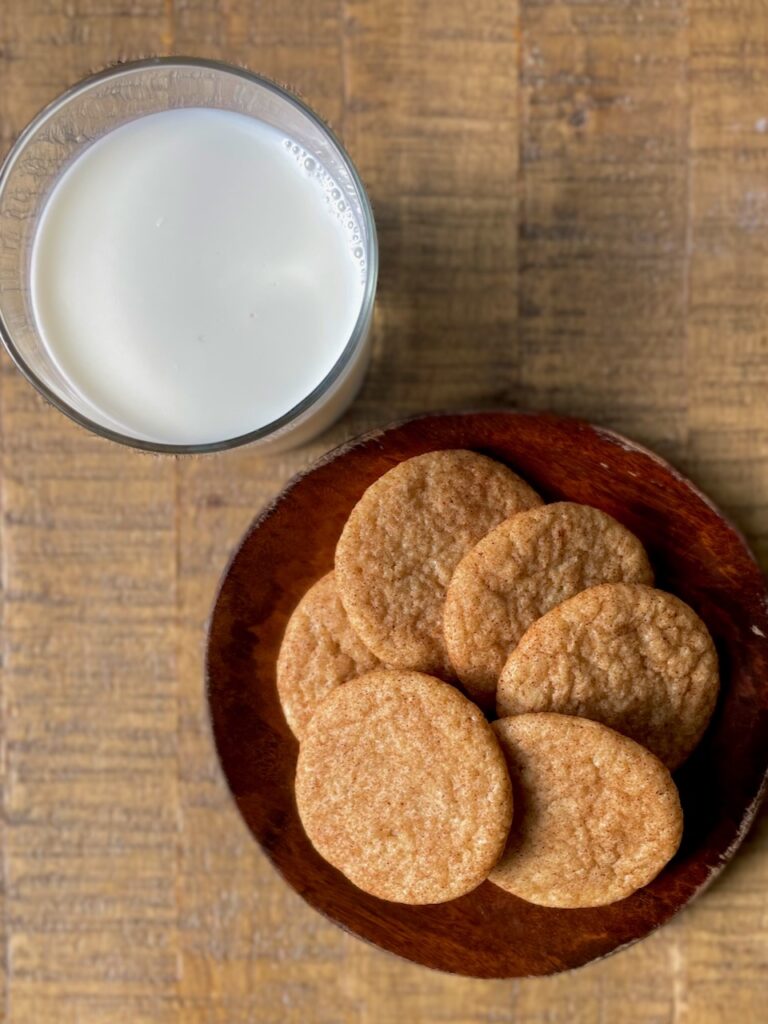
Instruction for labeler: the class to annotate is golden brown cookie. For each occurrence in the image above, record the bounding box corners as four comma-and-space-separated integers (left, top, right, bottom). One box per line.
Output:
334, 450, 542, 676
443, 502, 653, 700
276, 572, 380, 739
497, 584, 718, 769
490, 713, 682, 907
295, 669, 514, 904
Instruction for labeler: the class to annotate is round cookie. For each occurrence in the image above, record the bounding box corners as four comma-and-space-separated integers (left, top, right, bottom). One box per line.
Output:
276, 572, 380, 739
497, 583, 719, 769
295, 669, 514, 904
334, 450, 542, 676
443, 502, 653, 700
490, 713, 683, 908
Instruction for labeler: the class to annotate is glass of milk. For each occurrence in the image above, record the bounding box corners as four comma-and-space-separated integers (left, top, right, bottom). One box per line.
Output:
0, 58, 378, 453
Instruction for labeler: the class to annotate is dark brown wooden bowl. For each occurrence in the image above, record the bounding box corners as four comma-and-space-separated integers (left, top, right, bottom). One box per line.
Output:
206, 411, 768, 978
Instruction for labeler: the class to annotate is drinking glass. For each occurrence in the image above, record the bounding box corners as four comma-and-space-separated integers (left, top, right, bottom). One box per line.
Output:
0, 57, 378, 453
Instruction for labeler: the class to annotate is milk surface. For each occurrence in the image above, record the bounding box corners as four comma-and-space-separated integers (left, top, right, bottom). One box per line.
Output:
30, 107, 367, 445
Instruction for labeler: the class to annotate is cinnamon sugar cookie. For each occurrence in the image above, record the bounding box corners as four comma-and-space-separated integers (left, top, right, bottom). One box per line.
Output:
276, 572, 380, 738
497, 583, 718, 769
490, 713, 682, 907
444, 503, 653, 700
335, 451, 541, 676
296, 669, 513, 904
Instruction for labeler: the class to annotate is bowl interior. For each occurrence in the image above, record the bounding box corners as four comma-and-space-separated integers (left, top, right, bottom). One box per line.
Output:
206, 412, 768, 978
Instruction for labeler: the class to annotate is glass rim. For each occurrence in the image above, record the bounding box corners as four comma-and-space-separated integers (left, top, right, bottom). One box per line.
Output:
0, 56, 379, 455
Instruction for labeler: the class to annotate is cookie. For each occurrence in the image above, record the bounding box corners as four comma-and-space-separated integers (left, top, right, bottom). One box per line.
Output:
276, 572, 380, 739
490, 713, 683, 907
334, 450, 542, 676
443, 502, 653, 700
497, 583, 718, 769
295, 669, 514, 904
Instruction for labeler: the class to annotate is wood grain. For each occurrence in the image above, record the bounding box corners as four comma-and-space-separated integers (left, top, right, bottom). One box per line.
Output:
0, 0, 767, 1019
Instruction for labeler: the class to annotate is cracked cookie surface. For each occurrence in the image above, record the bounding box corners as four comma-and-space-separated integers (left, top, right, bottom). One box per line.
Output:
489, 713, 683, 907
444, 502, 653, 700
276, 572, 380, 739
295, 669, 514, 904
497, 583, 718, 769
334, 450, 542, 677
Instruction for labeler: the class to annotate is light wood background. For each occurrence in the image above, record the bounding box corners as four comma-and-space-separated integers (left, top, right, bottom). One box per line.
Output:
1, 0, 768, 1021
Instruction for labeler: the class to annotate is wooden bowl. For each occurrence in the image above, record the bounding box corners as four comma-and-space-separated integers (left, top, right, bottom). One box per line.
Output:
206, 411, 768, 978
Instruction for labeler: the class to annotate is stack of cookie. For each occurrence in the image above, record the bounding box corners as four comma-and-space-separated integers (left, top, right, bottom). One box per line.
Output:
277, 451, 719, 908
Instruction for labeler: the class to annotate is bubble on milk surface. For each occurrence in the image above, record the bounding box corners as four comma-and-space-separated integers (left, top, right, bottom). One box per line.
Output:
283, 135, 367, 276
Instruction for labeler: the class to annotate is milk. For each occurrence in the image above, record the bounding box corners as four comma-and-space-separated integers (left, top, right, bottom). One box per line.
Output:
30, 107, 370, 447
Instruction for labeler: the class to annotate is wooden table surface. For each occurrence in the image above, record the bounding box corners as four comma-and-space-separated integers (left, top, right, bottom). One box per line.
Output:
1, 1, 767, 1022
